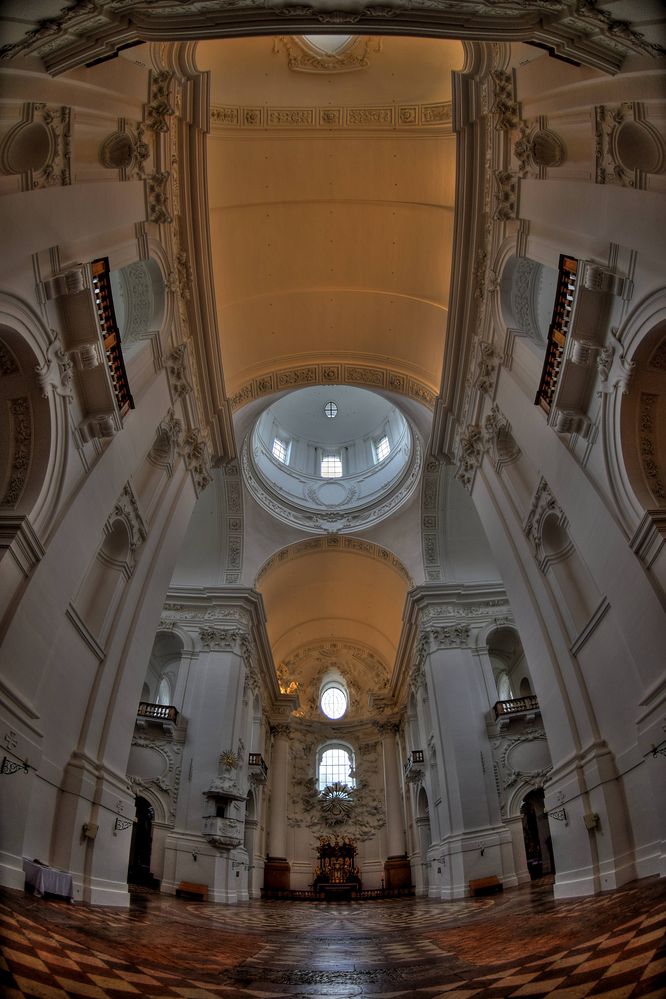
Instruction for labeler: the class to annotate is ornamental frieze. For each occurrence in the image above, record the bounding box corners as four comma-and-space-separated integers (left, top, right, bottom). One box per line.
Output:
211, 100, 452, 132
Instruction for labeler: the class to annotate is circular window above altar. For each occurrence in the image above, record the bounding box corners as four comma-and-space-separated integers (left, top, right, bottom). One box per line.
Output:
321, 683, 347, 720
242, 385, 421, 534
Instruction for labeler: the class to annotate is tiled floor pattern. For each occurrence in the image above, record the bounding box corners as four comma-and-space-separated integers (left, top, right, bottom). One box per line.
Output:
0, 878, 664, 998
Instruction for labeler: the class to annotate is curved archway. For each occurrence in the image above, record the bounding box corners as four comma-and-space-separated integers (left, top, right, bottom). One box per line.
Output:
0, 297, 68, 546
619, 320, 666, 515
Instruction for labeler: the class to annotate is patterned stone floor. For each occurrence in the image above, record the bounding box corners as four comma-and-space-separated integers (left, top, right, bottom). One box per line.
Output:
1, 877, 664, 999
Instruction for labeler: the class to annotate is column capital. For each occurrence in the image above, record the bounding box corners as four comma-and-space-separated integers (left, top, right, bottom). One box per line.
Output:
421, 623, 471, 651
374, 721, 400, 737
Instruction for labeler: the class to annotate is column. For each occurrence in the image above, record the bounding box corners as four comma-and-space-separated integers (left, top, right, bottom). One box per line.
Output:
162, 624, 248, 904
420, 608, 516, 900
263, 723, 291, 891
377, 722, 411, 891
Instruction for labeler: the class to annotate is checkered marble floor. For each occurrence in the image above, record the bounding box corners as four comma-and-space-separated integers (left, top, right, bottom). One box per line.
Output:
1, 878, 664, 998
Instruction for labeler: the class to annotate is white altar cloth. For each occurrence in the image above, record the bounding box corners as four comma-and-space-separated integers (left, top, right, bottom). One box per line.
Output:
23, 859, 73, 899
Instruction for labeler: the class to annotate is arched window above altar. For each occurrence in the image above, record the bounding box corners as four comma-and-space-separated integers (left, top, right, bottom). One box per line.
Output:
318, 743, 355, 791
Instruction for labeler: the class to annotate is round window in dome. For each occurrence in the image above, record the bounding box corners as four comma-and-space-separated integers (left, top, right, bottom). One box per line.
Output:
321, 683, 347, 719
324, 401, 338, 419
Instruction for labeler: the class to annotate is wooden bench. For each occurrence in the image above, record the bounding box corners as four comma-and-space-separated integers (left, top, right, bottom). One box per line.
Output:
176, 881, 208, 901
469, 876, 503, 897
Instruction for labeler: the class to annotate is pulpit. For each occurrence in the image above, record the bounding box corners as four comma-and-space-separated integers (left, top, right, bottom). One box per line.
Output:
313, 835, 361, 899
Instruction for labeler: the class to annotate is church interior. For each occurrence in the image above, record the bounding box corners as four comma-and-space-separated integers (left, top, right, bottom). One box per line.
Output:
0, 2, 665, 997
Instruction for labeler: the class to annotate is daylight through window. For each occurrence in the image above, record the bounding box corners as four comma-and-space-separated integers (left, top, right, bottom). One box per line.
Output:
321, 454, 342, 478
272, 437, 289, 464
374, 435, 390, 462
318, 746, 355, 790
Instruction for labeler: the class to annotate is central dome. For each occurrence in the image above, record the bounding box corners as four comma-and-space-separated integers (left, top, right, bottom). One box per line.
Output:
242, 385, 421, 534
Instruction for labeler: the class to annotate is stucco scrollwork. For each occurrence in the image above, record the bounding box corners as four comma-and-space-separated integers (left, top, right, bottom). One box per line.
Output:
489, 70, 520, 131
112, 483, 147, 553
287, 733, 385, 841
100, 123, 150, 178
493, 170, 518, 222
145, 170, 172, 225
146, 71, 175, 133
0, 397, 32, 508
455, 423, 486, 490
524, 477, 569, 563
35, 332, 73, 400
179, 427, 212, 494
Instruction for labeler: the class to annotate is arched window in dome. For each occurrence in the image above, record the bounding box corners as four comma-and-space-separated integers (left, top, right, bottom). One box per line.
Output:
318, 744, 356, 791
373, 434, 390, 463
272, 437, 289, 464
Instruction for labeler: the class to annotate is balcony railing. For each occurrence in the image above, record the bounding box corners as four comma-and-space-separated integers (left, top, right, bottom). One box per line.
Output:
248, 753, 268, 782
91, 258, 134, 417
137, 701, 179, 724
404, 749, 425, 776
535, 255, 578, 414
493, 695, 539, 720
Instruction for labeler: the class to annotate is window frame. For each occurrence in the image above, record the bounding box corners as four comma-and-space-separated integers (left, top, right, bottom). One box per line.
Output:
320, 452, 343, 478
373, 434, 391, 463
272, 436, 290, 464
317, 742, 356, 791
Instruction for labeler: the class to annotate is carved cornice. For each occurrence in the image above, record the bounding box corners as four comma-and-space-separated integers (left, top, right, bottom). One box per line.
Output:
229, 361, 436, 413
1, 2, 660, 76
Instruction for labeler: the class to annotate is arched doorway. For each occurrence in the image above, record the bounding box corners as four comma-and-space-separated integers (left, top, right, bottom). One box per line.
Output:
128, 796, 156, 887
521, 788, 555, 881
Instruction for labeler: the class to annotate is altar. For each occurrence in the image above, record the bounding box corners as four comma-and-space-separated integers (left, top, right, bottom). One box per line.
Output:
313, 835, 361, 900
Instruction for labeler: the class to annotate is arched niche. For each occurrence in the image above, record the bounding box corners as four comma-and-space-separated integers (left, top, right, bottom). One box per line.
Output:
499, 255, 559, 345
141, 629, 186, 707
485, 625, 532, 703
73, 517, 133, 642
540, 512, 601, 637
109, 259, 166, 347
0, 325, 52, 519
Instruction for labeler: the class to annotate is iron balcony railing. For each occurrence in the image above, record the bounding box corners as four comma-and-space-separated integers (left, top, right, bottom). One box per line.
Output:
493, 695, 539, 720
404, 749, 424, 776
137, 701, 179, 724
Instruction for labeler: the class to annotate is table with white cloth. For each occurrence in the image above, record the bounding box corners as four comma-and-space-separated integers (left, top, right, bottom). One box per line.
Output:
23, 859, 73, 899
